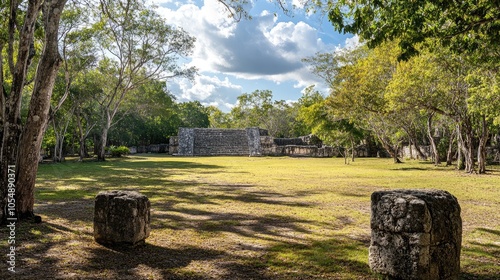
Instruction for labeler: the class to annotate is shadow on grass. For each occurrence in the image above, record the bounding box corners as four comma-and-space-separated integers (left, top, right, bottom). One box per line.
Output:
25, 157, 499, 279
264, 237, 376, 279
0, 221, 227, 280
460, 227, 500, 280
35, 159, 228, 202
153, 208, 317, 244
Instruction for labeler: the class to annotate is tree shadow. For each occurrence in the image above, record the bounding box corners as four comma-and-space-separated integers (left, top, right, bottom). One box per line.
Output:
0, 220, 226, 280
262, 237, 377, 279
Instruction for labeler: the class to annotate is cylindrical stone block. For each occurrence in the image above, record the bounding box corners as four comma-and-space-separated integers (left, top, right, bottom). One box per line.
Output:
94, 190, 150, 246
369, 189, 461, 280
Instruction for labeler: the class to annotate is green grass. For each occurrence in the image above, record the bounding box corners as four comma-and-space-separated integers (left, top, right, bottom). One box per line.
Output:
1, 155, 499, 279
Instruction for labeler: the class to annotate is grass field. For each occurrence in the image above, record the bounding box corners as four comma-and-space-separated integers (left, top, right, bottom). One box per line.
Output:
1, 155, 499, 279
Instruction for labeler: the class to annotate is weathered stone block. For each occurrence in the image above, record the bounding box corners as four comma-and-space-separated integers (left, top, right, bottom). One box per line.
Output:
246, 127, 262, 156
94, 190, 151, 246
369, 189, 461, 280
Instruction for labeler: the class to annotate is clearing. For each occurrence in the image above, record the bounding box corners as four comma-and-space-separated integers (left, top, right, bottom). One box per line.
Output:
1, 155, 499, 279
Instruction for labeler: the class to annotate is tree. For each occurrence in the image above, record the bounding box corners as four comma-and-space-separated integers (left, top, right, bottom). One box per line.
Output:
108, 80, 181, 146
207, 106, 232, 129
297, 86, 362, 163
93, 0, 196, 160
466, 68, 500, 173
386, 51, 450, 165
1, 0, 68, 222
327, 42, 407, 163
177, 101, 210, 128
60, 69, 101, 161
230, 90, 274, 130
326, 0, 500, 60
48, 2, 97, 162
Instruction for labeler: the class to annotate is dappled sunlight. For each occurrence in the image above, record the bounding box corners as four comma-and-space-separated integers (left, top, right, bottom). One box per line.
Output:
1, 156, 498, 279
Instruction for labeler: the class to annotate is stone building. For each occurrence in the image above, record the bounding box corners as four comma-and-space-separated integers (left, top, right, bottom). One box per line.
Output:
171, 127, 337, 157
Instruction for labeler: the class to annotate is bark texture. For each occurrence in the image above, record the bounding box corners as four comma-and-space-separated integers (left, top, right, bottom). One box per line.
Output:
0, 0, 43, 222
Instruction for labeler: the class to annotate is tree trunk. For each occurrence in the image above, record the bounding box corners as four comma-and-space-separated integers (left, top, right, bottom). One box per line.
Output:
477, 115, 489, 174
376, 134, 402, 163
15, 0, 67, 220
456, 121, 474, 173
413, 140, 428, 160
98, 112, 112, 161
351, 137, 355, 162
446, 129, 456, 166
456, 134, 465, 170
408, 139, 414, 159
392, 145, 402, 163
427, 114, 441, 166
76, 109, 85, 161
1, 0, 43, 223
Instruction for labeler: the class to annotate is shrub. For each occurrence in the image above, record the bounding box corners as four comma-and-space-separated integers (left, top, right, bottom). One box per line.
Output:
110, 146, 130, 157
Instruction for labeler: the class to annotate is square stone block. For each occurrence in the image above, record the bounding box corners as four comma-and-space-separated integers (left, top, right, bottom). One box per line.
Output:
369, 189, 461, 280
94, 190, 150, 246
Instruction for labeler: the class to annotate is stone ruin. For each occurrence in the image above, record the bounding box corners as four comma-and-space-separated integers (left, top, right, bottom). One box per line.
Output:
369, 189, 462, 280
170, 127, 337, 157
94, 190, 151, 246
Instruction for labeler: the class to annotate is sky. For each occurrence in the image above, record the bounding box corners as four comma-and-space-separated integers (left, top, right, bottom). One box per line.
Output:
154, 0, 357, 111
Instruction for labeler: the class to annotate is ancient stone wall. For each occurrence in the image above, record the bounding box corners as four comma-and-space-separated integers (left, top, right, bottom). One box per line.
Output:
193, 128, 250, 156
173, 128, 338, 157
178, 128, 195, 155
169, 136, 179, 155
175, 127, 262, 156
246, 128, 262, 156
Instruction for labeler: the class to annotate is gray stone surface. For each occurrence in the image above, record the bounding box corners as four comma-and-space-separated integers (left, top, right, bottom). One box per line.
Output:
193, 128, 250, 155
175, 127, 337, 157
94, 190, 151, 246
169, 136, 179, 154
246, 127, 262, 156
369, 189, 462, 280
178, 128, 195, 156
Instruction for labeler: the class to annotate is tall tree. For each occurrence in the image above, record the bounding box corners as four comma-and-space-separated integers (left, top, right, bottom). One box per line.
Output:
230, 90, 274, 130
93, 0, 196, 160
177, 101, 210, 128
1, 0, 68, 222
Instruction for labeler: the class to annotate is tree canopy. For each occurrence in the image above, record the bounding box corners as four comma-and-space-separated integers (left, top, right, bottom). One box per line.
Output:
327, 0, 500, 60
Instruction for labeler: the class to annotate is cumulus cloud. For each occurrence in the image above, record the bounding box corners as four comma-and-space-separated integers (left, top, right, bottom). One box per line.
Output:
154, 0, 351, 109
171, 74, 243, 112
156, 0, 328, 78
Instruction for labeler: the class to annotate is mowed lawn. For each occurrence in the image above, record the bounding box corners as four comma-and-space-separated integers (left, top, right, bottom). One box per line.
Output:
1, 155, 499, 279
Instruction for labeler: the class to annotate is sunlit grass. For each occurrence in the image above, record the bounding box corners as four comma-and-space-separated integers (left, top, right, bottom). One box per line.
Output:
1, 155, 498, 279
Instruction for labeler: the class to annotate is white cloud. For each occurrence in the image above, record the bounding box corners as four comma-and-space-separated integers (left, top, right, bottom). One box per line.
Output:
154, 0, 350, 109
156, 0, 330, 80
171, 74, 243, 112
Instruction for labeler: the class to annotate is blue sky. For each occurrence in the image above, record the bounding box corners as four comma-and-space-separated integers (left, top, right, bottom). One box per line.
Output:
155, 0, 357, 111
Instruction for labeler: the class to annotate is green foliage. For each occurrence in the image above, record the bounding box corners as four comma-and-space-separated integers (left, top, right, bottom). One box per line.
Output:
177, 101, 210, 128
109, 145, 130, 157
326, 0, 500, 61
307, 38, 499, 169
224, 90, 300, 137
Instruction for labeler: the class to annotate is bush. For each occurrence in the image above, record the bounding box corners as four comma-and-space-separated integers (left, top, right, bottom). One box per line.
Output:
109, 146, 130, 157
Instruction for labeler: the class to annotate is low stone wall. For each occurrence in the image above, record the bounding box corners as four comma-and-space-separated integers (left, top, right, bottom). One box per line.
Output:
169, 137, 178, 155
283, 145, 336, 157
129, 144, 169, 154
401, 145, 432, 160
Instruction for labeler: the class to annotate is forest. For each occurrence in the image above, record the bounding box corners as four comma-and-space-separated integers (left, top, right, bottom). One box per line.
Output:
0, 0, 499, 222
